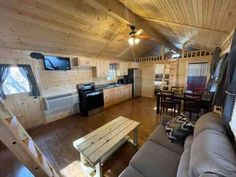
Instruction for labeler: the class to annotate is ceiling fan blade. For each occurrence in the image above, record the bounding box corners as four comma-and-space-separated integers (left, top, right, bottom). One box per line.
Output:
137, 34, 152, 40
136, 29, 144, 36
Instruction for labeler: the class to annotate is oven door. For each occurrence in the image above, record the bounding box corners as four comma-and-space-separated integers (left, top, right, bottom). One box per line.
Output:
86, 91, 104, 111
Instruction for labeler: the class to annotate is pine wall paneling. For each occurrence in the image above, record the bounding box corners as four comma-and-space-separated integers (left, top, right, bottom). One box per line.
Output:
221, 27, 236, 55
0, 48, 138, 128
139, 63, 155, 98
139, 55, 211, 98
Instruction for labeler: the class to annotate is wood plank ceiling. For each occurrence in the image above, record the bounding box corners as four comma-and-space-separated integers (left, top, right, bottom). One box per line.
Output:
0, 0, 158, 60
0, 0, 236, 60
119, 0, 236, 53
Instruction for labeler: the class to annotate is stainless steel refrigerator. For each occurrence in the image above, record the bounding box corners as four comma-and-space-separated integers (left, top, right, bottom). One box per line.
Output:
128, 69, 141, 98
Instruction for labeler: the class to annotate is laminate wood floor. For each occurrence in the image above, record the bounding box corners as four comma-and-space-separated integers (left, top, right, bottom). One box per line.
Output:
0, 97, 160, 177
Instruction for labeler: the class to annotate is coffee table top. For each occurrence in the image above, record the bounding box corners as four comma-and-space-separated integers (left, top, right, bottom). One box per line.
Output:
73, 116, 140, 166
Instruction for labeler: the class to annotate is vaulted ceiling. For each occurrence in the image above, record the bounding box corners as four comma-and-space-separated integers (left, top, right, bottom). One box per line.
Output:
0, 0, 235, 61
119, 0, 236, 51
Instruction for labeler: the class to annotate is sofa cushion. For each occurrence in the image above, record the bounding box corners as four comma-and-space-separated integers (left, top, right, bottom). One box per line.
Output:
193, 112, 225, 138
199, 173, 223, 177
184, 134, 193, 150
177, 149, 191, 177
118, 166, 144, 177
130, 140, 180, 177
165, 114, 195, 142
148, 125, 183, 155
189, 129, 236, 177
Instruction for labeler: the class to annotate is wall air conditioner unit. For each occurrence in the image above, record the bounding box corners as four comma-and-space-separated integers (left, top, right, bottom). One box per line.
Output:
44, 93, 79, 123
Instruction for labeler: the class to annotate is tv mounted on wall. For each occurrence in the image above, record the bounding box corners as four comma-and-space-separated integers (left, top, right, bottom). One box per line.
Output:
44, 56, 71, 70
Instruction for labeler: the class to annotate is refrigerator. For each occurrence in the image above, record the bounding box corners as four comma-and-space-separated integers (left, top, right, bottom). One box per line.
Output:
128, 69, 141, 98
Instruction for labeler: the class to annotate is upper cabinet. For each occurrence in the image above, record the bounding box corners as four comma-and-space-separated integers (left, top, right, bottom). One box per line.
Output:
71, 57, 139, 77
117, 62, 139, 76
71, 57, 96, 67
78, 57, 96, 67
93, 60, 109, 77
128, 62, 139, 69
117, 62, 128, 76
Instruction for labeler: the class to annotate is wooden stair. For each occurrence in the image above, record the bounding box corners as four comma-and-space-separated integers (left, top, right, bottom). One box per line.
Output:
161, 64, 171, 90
0, 100, 60, 177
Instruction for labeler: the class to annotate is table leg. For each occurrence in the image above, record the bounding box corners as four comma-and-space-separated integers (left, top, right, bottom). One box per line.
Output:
156, 94, 160, 114
80, 153, 87, 165
133, 127, 138, 146
95, 162, 102, 177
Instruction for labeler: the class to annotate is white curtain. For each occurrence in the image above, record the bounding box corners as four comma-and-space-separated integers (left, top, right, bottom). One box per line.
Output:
188, 63, 208, 77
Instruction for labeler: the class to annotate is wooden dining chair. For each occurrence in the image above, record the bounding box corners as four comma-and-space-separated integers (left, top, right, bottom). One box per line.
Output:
183, 93, 202, 119
171, 86, 184, 94
160, 91, 179, 116
171, 86, 184, 113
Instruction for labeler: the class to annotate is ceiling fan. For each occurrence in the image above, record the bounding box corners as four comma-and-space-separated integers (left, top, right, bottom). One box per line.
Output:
127, 24, 153, 45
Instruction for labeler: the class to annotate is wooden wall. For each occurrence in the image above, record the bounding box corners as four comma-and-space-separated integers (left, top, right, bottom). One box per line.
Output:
221, 27, 235, 55
38, 66, 93, 97
139, 63, 155, 98
0, 48, 44, 129
0, 48, 137, 129
175, 56, 211, 88
139, 55, 212, 98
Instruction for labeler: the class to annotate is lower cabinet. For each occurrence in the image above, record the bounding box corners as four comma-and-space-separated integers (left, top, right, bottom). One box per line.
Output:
103, 84, 132, 108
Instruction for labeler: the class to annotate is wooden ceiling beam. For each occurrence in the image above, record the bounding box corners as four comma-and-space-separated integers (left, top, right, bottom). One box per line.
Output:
92, 0, 178, 52
142, 17, 228, 34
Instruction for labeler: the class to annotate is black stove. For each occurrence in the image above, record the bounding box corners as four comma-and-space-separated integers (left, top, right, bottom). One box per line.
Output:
77, 82, 104, 116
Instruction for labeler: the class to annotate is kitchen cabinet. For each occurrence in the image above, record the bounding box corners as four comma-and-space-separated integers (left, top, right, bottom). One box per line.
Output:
72, 57, 96, 67
78, 57, 95, 66
117, 62, 128, 76
92, 60, 109, 77
128, 62, 139, 69
103, 84, 132, 108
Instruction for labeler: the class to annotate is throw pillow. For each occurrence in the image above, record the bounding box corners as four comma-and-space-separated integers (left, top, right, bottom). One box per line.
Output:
165, 113, 195, 142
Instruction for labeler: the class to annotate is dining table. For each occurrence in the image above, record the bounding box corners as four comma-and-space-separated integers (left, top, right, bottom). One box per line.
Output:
156, 92, 213, 114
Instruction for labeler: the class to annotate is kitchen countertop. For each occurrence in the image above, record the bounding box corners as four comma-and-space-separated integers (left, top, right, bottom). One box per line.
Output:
96, 83, 131, 90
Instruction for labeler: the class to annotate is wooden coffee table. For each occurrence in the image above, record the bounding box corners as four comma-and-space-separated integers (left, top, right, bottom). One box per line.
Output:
73, 116, 140, 177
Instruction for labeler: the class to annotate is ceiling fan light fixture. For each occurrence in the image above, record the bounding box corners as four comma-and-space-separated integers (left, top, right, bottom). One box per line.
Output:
128, 37, 135, 45
134, 38, 140, 44
128, 37, 139, 45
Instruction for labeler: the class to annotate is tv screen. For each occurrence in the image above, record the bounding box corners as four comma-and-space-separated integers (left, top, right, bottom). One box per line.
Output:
44, 56, 71, 70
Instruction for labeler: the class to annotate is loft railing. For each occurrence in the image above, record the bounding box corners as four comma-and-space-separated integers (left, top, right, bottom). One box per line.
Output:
135, 50, 213, 62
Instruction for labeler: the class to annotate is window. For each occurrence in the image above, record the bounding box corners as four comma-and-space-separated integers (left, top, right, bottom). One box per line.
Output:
3, 66, 30, 95
107, 64, 117, 81
187, 62, 208, 93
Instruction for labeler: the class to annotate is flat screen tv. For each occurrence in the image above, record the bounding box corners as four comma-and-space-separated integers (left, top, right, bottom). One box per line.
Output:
44, 56, 71, 70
